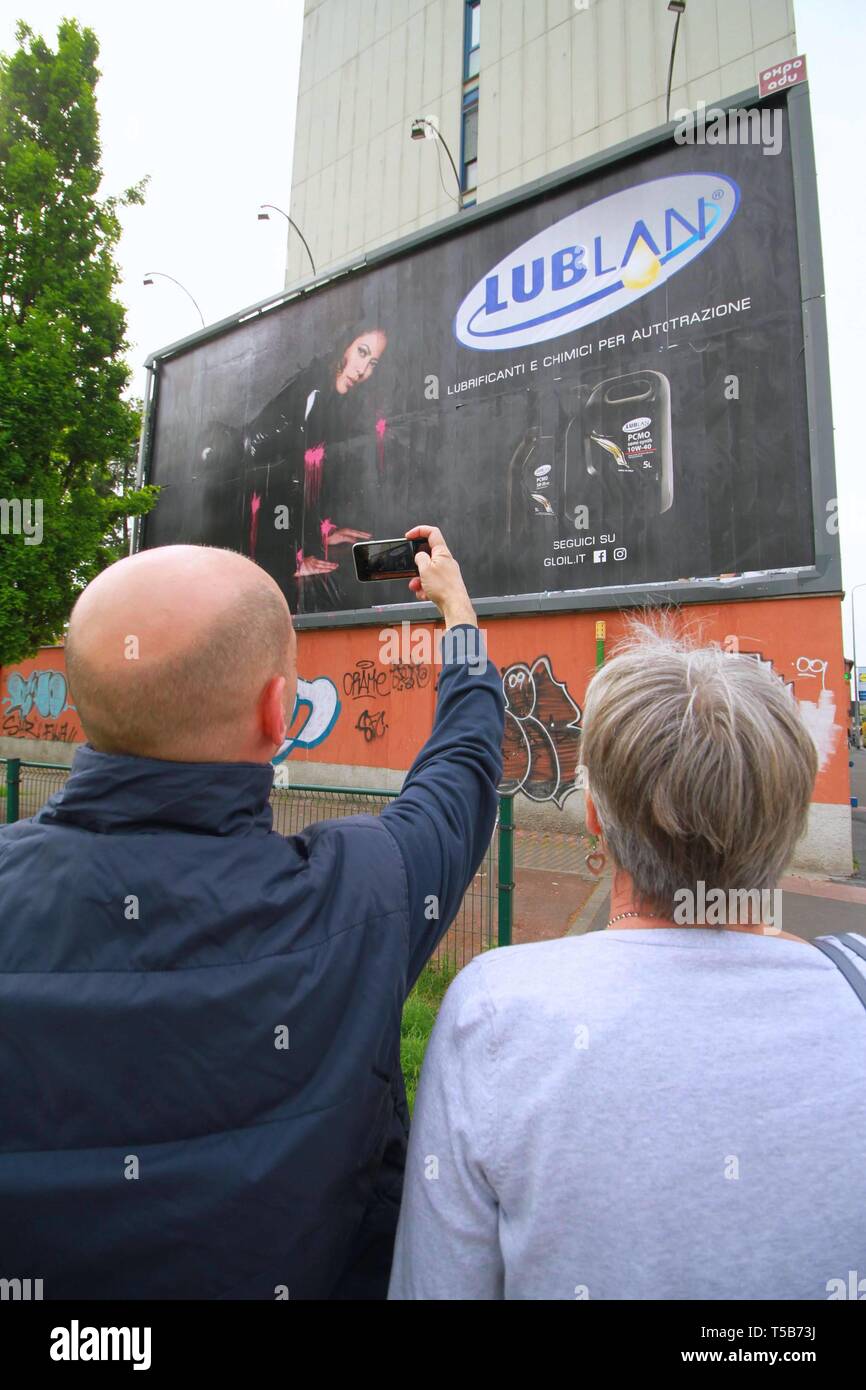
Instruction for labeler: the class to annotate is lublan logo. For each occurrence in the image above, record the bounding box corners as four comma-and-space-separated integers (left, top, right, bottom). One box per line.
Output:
623, 416, 652, 432
454, 173, 740, 351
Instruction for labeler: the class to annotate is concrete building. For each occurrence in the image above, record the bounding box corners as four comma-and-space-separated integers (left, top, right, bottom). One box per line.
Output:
286, 0, 798, 287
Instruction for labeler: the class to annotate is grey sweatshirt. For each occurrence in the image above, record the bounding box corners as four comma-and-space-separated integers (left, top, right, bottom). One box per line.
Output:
388, 928, 866, 1300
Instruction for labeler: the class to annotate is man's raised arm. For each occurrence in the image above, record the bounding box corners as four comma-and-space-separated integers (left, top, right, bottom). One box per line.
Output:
379, 526, 505, 988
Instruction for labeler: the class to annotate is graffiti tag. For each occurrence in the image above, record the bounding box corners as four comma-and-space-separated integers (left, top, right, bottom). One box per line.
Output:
499, 657, 582, 807
355, 709, 387, 742
795, 655, 828, 690
2, 669, 79, 743
273, 675, 341, 765
343, 659, 429, 699
3, 669, 74, 721
390, 662, 430, 693
343, 661, 390, 701
1, 711, 78, 743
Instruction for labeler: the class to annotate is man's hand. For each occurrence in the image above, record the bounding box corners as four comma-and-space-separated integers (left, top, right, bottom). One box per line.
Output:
405, 525, 477, 630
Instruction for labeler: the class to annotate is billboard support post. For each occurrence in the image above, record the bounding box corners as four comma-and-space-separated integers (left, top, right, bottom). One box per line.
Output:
497, 795, 514, 948
131, 362, 159, 557
595, 621, 606, 669
5, 758, 20, 826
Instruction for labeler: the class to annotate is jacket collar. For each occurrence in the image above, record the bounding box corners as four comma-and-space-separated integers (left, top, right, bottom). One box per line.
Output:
37, 744, 275, 836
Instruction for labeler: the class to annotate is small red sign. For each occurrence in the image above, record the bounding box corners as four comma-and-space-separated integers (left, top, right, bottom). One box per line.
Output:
759, 54, 807, 99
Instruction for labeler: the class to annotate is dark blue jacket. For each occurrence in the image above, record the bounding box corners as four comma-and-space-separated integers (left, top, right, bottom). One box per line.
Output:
0, 627, 503, 1299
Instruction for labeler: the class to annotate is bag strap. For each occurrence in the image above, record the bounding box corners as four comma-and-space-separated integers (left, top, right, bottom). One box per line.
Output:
813, 933, 866, 1012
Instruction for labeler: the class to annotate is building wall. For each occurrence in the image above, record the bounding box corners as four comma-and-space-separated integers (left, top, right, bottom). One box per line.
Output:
2, 595, 853, 877
0, 647, 81, 762
287, 0, 798, 287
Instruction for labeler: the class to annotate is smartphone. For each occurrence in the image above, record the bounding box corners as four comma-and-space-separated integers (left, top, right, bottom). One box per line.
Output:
352, 536, 431, 582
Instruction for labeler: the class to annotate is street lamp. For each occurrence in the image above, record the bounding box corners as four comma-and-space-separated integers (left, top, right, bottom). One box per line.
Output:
853, 582, 866, 748
665, 0, 687, 124
142, 272, 205, 329
258, 205, 316, 276
410, 118, 463, 210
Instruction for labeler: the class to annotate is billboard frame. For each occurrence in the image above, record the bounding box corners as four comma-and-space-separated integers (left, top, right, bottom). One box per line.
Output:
135, 82, 841, 631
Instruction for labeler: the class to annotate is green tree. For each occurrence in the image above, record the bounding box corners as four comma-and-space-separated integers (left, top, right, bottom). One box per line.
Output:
95, 396, 146, 558
0, 19, 157, 666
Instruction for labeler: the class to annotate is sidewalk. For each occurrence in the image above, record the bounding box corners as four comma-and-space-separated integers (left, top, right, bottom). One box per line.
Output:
510, 829, 596, 945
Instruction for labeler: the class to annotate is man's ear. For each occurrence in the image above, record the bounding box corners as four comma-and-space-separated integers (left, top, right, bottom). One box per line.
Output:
260, 674, 288, 752
585, 791, 602, 838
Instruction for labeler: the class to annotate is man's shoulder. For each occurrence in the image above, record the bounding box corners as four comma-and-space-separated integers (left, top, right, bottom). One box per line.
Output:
288, 811, 409, 900
0, 814, 44, 847
296, 810, 403, 855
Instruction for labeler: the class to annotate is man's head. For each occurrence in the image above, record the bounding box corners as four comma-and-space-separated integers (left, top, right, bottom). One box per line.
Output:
66, 546, 296, 763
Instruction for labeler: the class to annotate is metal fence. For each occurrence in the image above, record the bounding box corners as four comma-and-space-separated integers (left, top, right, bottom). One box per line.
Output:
0, 758, 74, 824
270, 782, 501, 968
1, 759, 510, 967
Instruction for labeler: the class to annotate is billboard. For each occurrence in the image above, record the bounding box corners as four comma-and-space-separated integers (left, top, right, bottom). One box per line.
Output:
140, 86, 839, 627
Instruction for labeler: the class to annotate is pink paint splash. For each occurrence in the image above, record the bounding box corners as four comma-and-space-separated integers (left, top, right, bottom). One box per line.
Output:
320, 517, 336, 560
249, 491, 261, 559
304, 443, 326, 504
375, 417, 387, 476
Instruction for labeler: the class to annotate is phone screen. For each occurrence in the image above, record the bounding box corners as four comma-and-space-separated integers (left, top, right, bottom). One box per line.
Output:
353, 537, 430, 582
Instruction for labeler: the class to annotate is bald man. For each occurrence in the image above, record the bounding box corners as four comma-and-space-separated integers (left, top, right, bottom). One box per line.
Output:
0, 527, 504, 1300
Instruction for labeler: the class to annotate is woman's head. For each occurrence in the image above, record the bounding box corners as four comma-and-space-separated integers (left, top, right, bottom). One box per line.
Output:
580, 622, 818, 916
333, 326, 388, 394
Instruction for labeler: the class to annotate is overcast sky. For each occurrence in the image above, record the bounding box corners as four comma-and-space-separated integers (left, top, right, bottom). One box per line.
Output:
1, 0, 306, 389
2, 0, 864, 665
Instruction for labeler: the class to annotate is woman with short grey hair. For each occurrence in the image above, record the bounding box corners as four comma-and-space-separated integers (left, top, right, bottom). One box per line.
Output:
389, 624, 866, 1300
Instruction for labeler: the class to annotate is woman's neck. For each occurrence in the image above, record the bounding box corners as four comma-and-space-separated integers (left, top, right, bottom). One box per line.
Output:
605, 871, 807, 943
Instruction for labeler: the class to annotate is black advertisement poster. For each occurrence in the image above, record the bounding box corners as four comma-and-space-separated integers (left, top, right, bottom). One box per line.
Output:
143, 101, 815, 620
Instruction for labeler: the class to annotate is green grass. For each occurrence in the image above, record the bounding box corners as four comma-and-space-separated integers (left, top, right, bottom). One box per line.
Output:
401, 960, 456, 1114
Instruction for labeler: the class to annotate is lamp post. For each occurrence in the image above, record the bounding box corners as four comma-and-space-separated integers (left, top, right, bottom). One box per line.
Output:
410, 118, 463, 210
853, 583, 866, 749
142, 272, 205, 328
665, 0, 687, 124
258, 205, 316, 276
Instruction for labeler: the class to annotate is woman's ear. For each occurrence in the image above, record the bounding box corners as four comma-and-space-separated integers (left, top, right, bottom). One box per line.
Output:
585, 791, 602, 838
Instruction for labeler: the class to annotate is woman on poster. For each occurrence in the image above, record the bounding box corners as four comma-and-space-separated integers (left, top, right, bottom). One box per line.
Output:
199, 322, 390, 611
